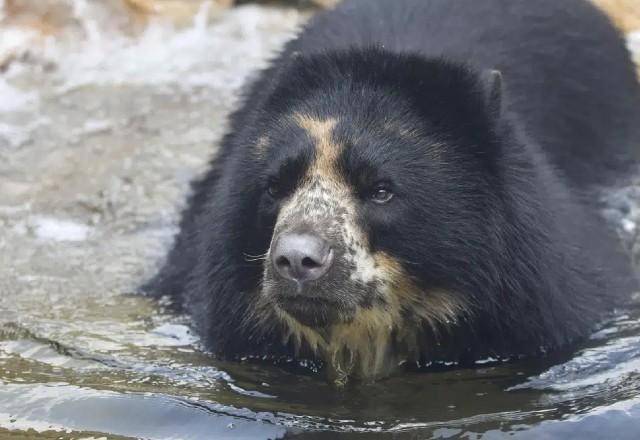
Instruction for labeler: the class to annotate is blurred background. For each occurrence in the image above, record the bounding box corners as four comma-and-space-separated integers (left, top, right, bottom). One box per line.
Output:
1, 1, 640, 439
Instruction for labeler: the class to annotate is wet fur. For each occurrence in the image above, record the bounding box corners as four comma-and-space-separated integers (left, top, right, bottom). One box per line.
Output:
145, 0, 640, 380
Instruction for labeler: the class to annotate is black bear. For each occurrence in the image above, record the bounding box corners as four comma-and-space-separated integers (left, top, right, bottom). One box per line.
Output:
146, 0, 640, 381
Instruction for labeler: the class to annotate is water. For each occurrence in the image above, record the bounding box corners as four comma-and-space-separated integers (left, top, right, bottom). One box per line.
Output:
1, 3, 640, 439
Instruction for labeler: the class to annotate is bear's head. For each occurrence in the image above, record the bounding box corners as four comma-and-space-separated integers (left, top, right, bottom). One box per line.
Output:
233, 48, 512, 380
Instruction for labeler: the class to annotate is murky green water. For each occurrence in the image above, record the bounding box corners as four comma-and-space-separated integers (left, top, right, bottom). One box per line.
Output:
2, 3, 640, 439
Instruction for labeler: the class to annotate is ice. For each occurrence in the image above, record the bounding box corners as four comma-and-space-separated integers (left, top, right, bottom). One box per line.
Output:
0, 26, 39, 57
37, 4, 302, 92
30, 216, 91, 242
0, 77, 37, 113
0, 122, 31, 148
629, 31, 640, 50
148, 323, 199, 346
72, 119, 113, 136
601, 182, 640, 241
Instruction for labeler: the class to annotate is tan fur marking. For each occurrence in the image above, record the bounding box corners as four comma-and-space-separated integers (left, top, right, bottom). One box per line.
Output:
266, 115, 470, 382
271, 250, 470, 382
294, 114, 342, 183
592, 0, 640, 34
274, 304, 399, 382
373, 252, 471, 332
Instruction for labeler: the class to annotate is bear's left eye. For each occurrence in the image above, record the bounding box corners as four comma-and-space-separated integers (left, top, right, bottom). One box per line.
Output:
267, 177, 287, 199
370, 183, 394, 204
267, 177, 283, 198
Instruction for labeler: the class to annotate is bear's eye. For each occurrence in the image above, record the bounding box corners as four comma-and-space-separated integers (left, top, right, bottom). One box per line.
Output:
370, 183, 394, 204
267, 177, 284, 199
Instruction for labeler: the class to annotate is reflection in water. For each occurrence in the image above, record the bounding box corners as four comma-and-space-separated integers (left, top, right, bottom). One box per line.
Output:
1, 2, 640, 439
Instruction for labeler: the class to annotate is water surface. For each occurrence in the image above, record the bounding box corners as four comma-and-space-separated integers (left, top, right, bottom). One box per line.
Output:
2, 3, 640, 439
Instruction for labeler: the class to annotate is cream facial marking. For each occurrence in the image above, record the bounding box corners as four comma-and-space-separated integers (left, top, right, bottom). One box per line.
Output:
290, 114, 380, 285
259, 113, 470, 382
294, 114, 341, 182
270, 251, 470, 382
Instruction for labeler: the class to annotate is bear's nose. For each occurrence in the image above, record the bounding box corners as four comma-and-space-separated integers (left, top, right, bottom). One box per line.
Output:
271, 232, 334, 285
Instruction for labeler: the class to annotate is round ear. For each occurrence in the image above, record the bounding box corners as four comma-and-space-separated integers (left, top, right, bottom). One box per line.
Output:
482, 69, 503, 122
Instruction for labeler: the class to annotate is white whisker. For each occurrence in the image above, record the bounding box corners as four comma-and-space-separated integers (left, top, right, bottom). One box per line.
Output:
243, 252, 269, 262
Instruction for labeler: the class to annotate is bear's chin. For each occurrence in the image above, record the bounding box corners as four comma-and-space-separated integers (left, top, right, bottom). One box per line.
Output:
275, 295, 348, 328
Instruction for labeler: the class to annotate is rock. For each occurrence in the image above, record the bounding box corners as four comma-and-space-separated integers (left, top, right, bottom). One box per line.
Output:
1, 0, 78, 34
122, 0, 234, 27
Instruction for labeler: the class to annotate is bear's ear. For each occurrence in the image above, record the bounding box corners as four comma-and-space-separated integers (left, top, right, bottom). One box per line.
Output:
482, 69, 503, 122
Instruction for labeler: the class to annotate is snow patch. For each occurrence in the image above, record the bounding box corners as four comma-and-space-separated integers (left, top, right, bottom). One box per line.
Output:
148, 323, 199, 346
30, 216, 91, 242
44, 4, 301, 92
72, 119, 113, 137
0, 78, 37, 113
629, 31, 640, 49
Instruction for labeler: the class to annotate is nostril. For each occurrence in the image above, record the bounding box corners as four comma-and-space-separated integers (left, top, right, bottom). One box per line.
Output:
301, 256, 321, 269
272, 233, 334, 283
276, 256, 291, 269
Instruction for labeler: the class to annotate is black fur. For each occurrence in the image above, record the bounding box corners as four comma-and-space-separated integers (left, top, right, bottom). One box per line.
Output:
146, 0, 640, 368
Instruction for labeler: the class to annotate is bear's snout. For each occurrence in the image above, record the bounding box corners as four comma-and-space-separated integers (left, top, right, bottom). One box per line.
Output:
271, 232, 335, 287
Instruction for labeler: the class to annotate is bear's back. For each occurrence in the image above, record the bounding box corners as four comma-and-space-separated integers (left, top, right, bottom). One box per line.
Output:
287, 0, 640, 188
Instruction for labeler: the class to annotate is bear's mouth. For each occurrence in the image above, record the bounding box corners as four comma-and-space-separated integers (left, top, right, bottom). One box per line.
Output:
274, 294, 346, 328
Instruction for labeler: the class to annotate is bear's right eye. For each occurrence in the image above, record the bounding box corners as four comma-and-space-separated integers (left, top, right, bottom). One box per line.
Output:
267, 177, 284, 199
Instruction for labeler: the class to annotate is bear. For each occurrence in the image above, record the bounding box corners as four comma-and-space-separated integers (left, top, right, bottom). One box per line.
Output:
145, 0, 640, 382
